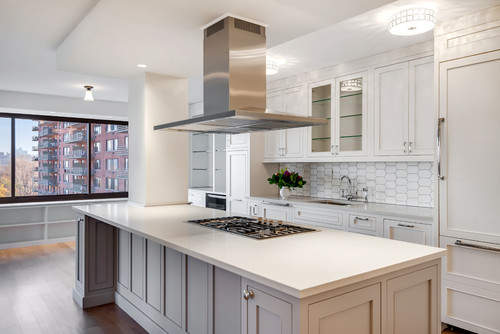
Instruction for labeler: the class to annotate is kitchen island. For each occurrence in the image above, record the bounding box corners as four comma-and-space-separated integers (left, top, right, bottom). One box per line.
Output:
72, 202, 446, 334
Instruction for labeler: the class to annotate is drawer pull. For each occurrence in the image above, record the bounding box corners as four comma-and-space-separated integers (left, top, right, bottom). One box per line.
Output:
455, 240, 500, 253
262, 201, 289, 207
354, 217, 370, 221
397, 223, 414, 228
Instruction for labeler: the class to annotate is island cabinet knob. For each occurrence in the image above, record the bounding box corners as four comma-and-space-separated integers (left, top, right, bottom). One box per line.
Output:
243, 289, 254, 300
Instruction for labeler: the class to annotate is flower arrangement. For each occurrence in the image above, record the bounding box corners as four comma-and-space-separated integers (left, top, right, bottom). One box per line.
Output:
267, 168, 306, 189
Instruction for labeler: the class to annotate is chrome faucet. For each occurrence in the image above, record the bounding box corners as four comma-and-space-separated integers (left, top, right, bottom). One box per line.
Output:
340, 175, 353, 200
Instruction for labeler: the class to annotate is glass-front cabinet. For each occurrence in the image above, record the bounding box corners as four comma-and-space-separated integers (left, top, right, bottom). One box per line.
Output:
307, 72, 367, 158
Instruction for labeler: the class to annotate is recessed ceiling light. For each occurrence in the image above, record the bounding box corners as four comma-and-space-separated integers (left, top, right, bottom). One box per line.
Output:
388, 8, 435, 36
137, 64, 148, 68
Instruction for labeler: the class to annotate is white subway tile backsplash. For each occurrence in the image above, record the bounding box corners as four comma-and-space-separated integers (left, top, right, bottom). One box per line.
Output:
279, 162, 434, 207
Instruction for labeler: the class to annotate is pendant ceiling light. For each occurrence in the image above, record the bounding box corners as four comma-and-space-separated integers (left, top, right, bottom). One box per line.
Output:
266, 58, 279, 75
83, 85, 94, 101
389, 8, 435, 36
340, 79, 363, 92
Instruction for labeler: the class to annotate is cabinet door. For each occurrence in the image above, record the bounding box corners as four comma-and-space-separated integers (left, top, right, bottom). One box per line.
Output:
384, 219, 432, 246
386, 266, 438, 334
336, 72, 368, 157
262, 203, 289, 221
308, 284, 381, 334
308, 80, 335, 157
227, 151, 248, 199
409, 57, 434, 155
227, 134, 249, 150
283, 86, 305, 159
264, 90, 284, 160
374, 63, 409, 156
246, 286, 292, 334
439, 51, 500, 244
228, 199, 248, 215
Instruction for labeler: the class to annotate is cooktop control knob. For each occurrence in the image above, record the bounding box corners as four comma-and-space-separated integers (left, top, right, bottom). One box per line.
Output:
257, 217, 263, 223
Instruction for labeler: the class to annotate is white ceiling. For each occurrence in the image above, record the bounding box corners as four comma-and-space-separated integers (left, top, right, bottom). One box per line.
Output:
0, 0, 497, 104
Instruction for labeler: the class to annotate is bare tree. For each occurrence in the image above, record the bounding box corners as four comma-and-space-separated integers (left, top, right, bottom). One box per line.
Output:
0, 161, 11, 197
15, 154, 37, 196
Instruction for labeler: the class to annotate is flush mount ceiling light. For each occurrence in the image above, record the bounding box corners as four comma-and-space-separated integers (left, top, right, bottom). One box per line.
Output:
388, 8, 435, 36
340, 79, 363, 92
83, 85, 94, 102
137, 64, 148, 68
266, 58, 279, 75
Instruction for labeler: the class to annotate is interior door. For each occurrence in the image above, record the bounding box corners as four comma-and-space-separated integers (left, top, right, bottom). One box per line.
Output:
439, 51, 500, 244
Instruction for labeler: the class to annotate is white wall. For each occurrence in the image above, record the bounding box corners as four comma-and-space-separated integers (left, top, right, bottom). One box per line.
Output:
128, 72, 189, 206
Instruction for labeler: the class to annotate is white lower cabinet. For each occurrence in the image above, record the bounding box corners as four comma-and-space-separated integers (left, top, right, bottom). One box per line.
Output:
247, 200, 261, 217
228, 199, 248, 216
348, 214, 378, 236
293, 205, 345, 230
261, 202, 290, 221
188, 188, 206, 207
384, 219, 432, 246
440, 236, 500, 334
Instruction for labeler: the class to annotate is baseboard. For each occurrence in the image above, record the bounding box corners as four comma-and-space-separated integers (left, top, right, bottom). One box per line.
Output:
115, 292, 168, 334
72, 287, 115, 309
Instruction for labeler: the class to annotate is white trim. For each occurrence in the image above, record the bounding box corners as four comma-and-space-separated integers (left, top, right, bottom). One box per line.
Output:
200, 13, 268, 30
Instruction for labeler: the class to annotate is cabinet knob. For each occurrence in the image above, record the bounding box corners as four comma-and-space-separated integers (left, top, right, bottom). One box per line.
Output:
243, 289, 254, 300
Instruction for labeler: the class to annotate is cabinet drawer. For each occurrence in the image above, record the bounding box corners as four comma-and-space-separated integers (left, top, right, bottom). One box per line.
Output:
440, 236, 500, 291
384, 219, 432, 246
262, 203, 289, 221
442, 279, 500, 334
348, 214, 377, 232
293, 206, 344, 229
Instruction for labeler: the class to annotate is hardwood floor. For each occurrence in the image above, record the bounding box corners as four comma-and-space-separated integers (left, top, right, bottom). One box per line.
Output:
0, 242, 477, 334
0, 242, 147, 334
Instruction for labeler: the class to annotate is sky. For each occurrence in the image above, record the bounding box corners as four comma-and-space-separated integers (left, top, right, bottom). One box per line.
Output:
0, 117, 37, 156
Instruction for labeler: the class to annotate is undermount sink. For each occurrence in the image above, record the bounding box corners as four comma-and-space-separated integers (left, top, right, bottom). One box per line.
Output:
308, 199, 352, 206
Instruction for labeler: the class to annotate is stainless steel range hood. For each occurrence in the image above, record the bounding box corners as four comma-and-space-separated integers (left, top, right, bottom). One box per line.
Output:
154, 16, 327, 134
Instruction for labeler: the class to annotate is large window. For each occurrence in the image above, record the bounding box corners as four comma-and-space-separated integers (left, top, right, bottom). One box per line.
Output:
0, 113, 128, 203
91, 122, 129, 194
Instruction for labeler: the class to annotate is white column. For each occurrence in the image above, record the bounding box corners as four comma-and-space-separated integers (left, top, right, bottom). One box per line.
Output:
128, 73, 189, 206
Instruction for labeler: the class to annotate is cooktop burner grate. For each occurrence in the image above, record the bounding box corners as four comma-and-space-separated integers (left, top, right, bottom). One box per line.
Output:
187, 216, 316, 240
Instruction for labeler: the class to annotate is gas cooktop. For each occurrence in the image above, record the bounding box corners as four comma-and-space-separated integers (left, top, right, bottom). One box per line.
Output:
187, 216, 316, 240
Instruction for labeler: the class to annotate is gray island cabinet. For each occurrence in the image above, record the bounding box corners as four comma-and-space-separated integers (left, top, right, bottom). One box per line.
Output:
72, 203, 445, 334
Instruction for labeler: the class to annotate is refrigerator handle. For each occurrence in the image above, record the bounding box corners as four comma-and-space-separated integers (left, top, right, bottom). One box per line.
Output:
437, 118, 445, 180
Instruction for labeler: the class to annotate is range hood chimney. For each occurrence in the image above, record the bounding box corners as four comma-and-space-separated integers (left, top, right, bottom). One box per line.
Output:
154, 15, 327, 134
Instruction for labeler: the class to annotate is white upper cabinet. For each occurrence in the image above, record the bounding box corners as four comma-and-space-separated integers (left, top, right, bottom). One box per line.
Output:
307, 79, 335, 158
374, 62, 409, 156
307, 72, 368, 159
335, 72, 368, 157
264, 85, 306, 161
408, 57, 434, 155
374, 57, 434, 158
227, 133, 250, 151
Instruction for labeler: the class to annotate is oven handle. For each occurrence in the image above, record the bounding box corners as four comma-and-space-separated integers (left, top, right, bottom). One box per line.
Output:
455, 240, 500, 253
207, 194, 226, 200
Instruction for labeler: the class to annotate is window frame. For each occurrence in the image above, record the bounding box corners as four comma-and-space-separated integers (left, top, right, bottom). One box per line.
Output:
0, 112, 128, 204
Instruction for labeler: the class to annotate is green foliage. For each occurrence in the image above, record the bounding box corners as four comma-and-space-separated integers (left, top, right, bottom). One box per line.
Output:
267, 168, 306, 189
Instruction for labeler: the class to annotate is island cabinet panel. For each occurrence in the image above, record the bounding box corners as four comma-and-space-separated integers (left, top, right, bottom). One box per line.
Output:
117, 230, 130, 288
213, 267, 242, 334
131, 233, 145, 299
165, 247, 183, 327
186, 256, 210, 334
245, 288, 293, 334
146, 240, 163, 312
386, 266, 438, 334
308, 284, 381, 334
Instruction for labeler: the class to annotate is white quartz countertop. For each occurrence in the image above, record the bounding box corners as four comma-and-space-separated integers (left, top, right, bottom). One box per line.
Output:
248, 195, 434, 220
73, 202, 445, 298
